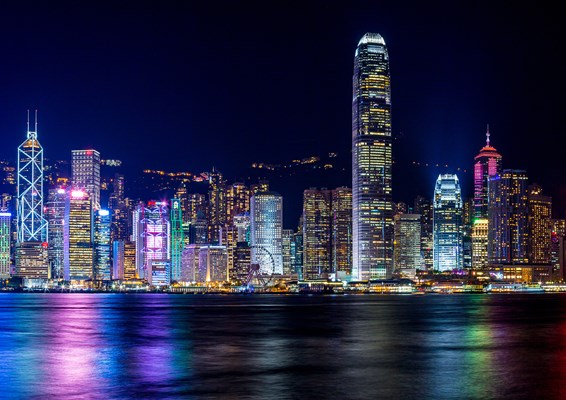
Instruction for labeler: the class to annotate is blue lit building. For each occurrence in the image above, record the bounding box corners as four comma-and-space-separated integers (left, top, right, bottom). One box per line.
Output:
0, 210, 11, 278
433, 174, 463, 271
94, 209, 112, 280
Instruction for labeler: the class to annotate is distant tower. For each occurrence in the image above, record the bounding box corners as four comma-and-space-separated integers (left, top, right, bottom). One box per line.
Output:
72, 149, 101, 210
17, 110, 48, 242
393, 214, 422, 275
352, 33, 394, 280
527, 184, 552, 264
433, 174, 463, 271
473, 125, 502, 218
303, 188, 332, 280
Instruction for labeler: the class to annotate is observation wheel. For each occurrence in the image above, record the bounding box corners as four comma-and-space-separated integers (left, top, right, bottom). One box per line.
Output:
244, 245, 276, 288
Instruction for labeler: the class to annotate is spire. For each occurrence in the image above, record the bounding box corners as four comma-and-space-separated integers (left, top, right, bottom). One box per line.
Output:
26, 109, 30, 133
34, 109, 38, 135
486, 124, 490, 146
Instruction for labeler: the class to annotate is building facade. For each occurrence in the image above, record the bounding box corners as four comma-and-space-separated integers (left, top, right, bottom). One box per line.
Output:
433, 174, 463, 271
72, 149, 101, 210
352, 33, 393, 280
250, 192, 283, 274
393, 213, 421, 274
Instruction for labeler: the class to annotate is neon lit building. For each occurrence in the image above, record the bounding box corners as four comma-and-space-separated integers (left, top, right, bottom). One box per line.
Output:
527, 184, 552, 264
208, 169, 226, 243
135, 201, 170, 280
488, 170, 529, 264
72, 149, 101, 210
473, 126, 502, 219
234, 212, 251, 243
148, 260, 170, 286
15, 242, 49, 279
94, 209, 112, 280
433, 174, 463, 271
64, 190, 93, 281
227, 182, 250, 226
17, 111, 48, 243
250, 192, 283, 274
170, 198, 183, 282
0, 211, 11, 278
219, 224, 238, 281
352, 33, 394, 280
46, 188, 67, 279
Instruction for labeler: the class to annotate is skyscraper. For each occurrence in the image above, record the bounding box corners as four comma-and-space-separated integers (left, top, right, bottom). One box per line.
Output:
17, 111, 48, 243
46, 188, 67, 279
433, 174, 463, 271
72, 149, 101, 210
16, 112, 49, 279
64, 190, 93, 281
94, 209, 112, 280
393, 213, 421, 275
488, 170, 529, 264
250, 192, 283, 274
170, 198, 183, 282
332, 187, 352, 278
527, 184, 552, 264
303, 188, 332, 280
414, 195, 434, 270
0, 210, 11, 278
473, 126, 502, 219
352, 33, 393, 280
135, 201, 170, 280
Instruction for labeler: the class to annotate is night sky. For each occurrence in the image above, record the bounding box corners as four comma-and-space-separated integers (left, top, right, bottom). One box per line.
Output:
1, 1, 565, 219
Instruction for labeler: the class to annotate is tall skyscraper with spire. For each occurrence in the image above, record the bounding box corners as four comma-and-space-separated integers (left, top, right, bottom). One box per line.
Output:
473, 125, 502, 219
17, 111, 48, 243
352, 32, 393, 280
16, 111, 49, 279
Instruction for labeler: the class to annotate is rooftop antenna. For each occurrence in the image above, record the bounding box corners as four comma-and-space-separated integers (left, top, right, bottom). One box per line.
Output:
35, 109, 38, 134
486, 123, 490, 146
27, 109, 30, 133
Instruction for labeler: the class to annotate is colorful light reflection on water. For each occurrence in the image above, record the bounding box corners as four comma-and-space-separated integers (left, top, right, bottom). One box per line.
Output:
2, 293, 566, 399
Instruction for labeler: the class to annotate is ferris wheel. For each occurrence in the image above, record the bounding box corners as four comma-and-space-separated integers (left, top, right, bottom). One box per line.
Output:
244, 245, 276, 288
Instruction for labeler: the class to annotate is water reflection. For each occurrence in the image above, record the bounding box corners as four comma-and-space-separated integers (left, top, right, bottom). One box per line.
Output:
2, 294, 566, 399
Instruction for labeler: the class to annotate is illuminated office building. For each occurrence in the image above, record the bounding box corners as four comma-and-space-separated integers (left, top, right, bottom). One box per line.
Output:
219, 224, 238, 281
46, 188, 67, 279
170, 198, 183, 282
352, 33, 393, 280
473, 126, 502, 219
94, 209, 112, 280
250, 192, 283, 274
303, 188, 332, 279
109, 173, 128, 241
208, 169, 226, 243
282, 229, 293, 275
393, 213, 421, 274
488, 170, 528, 264
135, 201, 170, 280
527, 184, 552, 264
197, 245, 228, 283
292, 232, 303, 279
332, 187, 352, 277
433, 174, 463, 271
471, 218, 489, 269
551, 219, 565, 273
72, 149, 101, 210
233, 242, 251, 283
64, 190, 93, 281
148, 260, 170, 286
0, 210, 11, 278
15, 242, 49, 279
234, 212, 251, 243
227, 182, 250, 225
113, 239, 136, 280
191, 211, 208, 244
414, 196, 434, 270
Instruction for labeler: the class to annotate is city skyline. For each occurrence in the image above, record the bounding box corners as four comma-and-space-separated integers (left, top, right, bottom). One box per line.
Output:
1, 2, 565, 217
